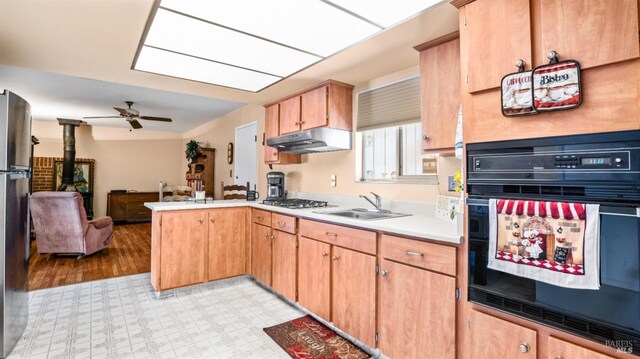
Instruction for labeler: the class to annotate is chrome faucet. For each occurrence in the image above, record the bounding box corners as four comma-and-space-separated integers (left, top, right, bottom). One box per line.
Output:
360, 192, 387, 212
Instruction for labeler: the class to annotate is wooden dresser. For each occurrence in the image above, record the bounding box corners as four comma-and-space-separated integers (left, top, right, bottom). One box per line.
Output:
107, 191, 166, 223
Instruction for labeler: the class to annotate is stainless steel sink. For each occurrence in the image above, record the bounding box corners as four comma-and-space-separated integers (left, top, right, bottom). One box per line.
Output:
316, 208, 411, 221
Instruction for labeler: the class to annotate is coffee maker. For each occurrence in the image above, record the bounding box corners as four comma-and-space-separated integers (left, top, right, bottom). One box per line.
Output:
266, 172, 286, 200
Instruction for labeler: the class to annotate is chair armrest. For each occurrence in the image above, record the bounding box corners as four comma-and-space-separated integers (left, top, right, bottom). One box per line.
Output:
89, 217, 113, 229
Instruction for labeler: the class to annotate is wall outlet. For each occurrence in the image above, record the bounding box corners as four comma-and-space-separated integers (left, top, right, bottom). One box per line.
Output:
448, 175, 456, 191
330, 174, 337, 187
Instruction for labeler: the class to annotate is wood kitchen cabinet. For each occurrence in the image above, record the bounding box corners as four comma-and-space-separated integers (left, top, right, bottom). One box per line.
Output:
271, 213, 297, 301
263, 103, 301, 165
207, 208, 247, 281
378, 234, 457, 358
469, 310, 537, 358
462, 0, 531, 93
279, 96, 302, 135
155, 210, 207, 291
298, 219, 377, 347
107, 191, 164, 222
414, 33, 461, 153
547, 336, 616, 359
251, 221, 272, 286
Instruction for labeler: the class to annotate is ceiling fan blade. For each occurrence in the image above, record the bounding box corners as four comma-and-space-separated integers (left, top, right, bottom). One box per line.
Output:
140, 116, 172, 122
83, 116, 123, 119
128, 119, 143, 129
113, 107, 129, 116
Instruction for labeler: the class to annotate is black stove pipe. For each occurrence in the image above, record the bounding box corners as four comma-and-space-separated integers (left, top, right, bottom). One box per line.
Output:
56, 119, 85, 191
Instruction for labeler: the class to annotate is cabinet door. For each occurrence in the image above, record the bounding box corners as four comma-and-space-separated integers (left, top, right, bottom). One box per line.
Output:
272, 230, 297, 301
379, 259, 456, 359
108, 194, 127, 220
159, 211, 206, 290
298, 236, 331, 320
548, 336, 616, 359
469, 310, 537, 358
420, 37, 460, 152
251, 223, 272, 285
540, 0, 639, 70
331, 247, 376, 347
208, 208, 247, 281
463, 0, 531, 93
264, 104, 280, 163
301, 86, 328, 130
279, 96, 301, 135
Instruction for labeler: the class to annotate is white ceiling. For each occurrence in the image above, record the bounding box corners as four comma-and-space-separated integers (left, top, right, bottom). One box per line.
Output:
0, 64, 244, 133
0, 0, 459, 133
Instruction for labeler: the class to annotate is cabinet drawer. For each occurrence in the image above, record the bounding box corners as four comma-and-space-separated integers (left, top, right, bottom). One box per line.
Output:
381, 234, 456, 276
252, 209, 271, 225
272, 213, 296, 234
299, 219, 376, 255
130, 193, 159, 202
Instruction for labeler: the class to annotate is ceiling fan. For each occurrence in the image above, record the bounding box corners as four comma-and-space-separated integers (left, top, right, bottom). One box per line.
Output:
83, 101, 172, 129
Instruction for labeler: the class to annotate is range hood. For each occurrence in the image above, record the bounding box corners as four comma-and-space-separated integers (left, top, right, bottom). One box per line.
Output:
266, 128, 352, 154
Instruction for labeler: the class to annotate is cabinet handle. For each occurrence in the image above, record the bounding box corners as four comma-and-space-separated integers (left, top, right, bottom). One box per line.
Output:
264, 233, 269, 238
294, 121, 299, 125
277, 221, 286, 227
322, 252, 329, 257
210, 217, 215, 223
422, 135, 429, 141
199, 218, 204, 223
519, 342, 530, 353
554, 356, 563, 359
405, 250, 424, 257
332, 255, 340, 261
271, 235, 275, 240
380, 269, 389, 277
325, 232, 337, 239
257, 215, 263, 220
300, 121, 305, 125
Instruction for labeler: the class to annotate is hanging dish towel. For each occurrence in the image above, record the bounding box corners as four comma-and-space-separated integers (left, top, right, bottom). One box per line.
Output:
454, 106, 463, 159
488, 199, 600, 289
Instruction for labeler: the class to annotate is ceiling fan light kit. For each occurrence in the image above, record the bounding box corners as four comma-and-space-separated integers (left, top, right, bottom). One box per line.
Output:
82, 101, 172, 130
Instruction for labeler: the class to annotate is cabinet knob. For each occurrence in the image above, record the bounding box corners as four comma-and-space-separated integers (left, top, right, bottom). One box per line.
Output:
554, 356, 564, 359
322, 252, 329, 257
257, 215, 263, 220
210, 217, 215, 223
294, 121, 299, 125
380, 270, 389, 277
422, 135, 429, 141
277, 221, 286, 227
300, 121, 305, 125
519, 342, 530, 353
199, 218, 204, 223
270, 235, 275, 240
332, 255, 340, 261
264, 233, 269, 238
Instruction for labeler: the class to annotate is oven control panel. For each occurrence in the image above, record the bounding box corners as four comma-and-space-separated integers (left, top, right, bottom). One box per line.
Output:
472, 150, 631, 172
553, 153, 627, 169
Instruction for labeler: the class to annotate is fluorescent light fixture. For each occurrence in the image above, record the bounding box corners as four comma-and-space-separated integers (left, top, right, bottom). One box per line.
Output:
326, 0, 443, 27
145, 9, 321, 77
160, 0, 381, 57
134, 46, 281, 92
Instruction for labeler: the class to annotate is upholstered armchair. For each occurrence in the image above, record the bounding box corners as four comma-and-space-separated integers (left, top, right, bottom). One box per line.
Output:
30, 192, 113, 256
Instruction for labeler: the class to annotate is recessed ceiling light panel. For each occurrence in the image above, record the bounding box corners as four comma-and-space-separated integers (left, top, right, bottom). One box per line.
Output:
159, 0, 381, 56
145, 9, 322, 77
326, 0, 443, 27
134, 46, 281, 92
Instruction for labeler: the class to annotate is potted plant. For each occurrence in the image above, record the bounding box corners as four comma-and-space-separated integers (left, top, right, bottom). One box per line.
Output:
185, 140, 200, 162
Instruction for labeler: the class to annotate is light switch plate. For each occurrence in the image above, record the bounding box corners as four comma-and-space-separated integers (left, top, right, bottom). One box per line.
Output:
448, 175, 456, 191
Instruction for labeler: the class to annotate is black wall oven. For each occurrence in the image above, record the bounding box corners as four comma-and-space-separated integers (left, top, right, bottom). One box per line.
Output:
466, 130, 640, 355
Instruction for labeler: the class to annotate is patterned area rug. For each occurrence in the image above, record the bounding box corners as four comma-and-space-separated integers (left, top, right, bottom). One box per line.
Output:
263, 315, 369, 359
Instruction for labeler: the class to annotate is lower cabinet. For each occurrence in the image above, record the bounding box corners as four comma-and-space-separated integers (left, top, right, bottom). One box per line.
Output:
157, 210, 207, 290
379, 259, 456, 358
271, 229, 297, 301
469, 310, 537, 358
298, 236, 331, 320
207, 208, 247, 281
251, 222, 272, 285
548, 336, 616, 359
298, 219, 377, 348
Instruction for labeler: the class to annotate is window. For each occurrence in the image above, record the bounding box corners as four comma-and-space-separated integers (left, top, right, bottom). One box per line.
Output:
359, 123, 437, 182
356, 76, 437, 183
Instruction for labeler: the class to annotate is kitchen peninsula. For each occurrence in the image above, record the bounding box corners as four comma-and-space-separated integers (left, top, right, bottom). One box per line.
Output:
145, 198, 461, 357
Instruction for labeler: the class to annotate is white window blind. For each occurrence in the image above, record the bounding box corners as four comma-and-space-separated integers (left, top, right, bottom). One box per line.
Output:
357, 76, 420, 131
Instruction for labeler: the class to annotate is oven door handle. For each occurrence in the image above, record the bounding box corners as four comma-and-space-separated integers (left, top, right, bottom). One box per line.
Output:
466, 198, 639, 217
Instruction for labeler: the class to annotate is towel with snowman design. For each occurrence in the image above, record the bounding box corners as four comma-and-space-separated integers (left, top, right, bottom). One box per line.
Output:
488, 199, 600, 290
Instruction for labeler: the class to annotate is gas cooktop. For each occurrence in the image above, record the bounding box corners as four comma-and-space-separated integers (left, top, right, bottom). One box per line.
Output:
262, 199, 328, 209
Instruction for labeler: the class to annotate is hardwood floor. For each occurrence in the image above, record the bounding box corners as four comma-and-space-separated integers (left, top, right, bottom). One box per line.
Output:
29, 223, 151, 290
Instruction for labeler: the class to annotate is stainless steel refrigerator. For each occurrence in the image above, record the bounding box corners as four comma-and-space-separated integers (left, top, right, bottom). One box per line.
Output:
0, 90, 30, 358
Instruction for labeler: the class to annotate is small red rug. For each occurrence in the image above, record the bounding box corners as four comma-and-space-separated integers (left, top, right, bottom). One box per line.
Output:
263, 315, 370, 359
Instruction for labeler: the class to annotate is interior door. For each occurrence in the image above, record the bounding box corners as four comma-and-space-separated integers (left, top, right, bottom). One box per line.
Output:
234, 121, 257, 189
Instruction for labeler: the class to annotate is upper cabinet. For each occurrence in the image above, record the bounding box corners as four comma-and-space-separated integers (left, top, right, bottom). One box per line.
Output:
539, 0, 639, 70
279, 96, 302, 135
263, 103, 301, 165
415, 32, 461, 153
462, 0, 531, 93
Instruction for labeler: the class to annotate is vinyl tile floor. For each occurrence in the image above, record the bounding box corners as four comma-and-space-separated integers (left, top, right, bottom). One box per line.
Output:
8, 274, 305, 359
